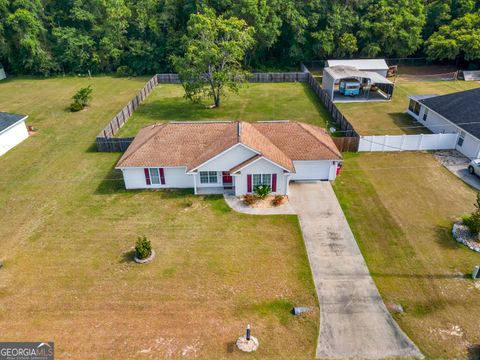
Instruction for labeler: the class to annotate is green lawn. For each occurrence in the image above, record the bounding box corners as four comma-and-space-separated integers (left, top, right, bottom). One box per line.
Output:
336, 80, 480, 136
333, 152, 480, 359
116, 82, 332, 137
0, 77, 318, 359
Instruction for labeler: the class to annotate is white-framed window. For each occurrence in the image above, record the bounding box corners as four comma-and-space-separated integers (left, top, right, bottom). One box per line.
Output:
458, 131, 465, 147
200, 171, 218, 184
252, 174, 272, 187
422, 108, 429, 121
150, 168, 160, 184
408, 100, 421, 115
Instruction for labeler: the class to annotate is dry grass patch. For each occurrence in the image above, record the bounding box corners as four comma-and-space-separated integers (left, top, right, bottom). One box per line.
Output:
333, 151, 480, 358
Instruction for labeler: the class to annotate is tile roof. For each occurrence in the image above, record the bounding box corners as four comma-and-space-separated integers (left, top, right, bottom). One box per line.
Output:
252, 121, 342, 160
116, 121, 342, 171
0, 112, 27, 133
420, 88, 480, 139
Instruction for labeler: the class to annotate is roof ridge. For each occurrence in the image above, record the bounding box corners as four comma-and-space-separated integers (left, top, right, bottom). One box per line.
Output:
117, 123, 167, 167
243, 122, 294, 171
297, 122, 342, 159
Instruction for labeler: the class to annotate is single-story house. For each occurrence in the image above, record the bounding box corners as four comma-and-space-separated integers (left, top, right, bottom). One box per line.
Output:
0, 112, 29, 156
322, 65, 394, 102
116, 121, 342, 196
325, 59, 389, 77
407, 88, 480, 159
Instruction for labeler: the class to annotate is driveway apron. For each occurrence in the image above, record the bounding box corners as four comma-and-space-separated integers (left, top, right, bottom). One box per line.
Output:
289, 182, 422, 359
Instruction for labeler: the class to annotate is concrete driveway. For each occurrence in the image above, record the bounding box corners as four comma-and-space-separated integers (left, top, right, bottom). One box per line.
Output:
434, 150, 480, 190
289, 182, 423, 359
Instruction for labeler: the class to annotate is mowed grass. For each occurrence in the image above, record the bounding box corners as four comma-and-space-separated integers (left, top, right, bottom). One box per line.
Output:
0, 77, 318, 359
116, 83, 332, 137
333, 152, 480, 359
336, 80, 480, 136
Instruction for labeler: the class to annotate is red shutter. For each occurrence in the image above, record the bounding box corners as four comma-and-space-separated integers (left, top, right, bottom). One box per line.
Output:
159, 168, 165, 185
272, 174, 277, 192
247, 174, 252, 193
144, 168, 151, 185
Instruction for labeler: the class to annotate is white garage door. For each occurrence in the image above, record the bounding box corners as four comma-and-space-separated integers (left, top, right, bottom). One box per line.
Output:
290, 161, 331, 180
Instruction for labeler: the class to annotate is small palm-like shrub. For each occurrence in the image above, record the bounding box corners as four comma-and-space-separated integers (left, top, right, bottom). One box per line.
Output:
243, 194, 257, 205
70, 85, 93, 112
135, 236, 152, 259
254, 185, 271, 199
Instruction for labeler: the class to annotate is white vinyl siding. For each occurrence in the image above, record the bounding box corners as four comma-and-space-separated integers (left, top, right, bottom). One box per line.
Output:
121, 167, 193, 189
0, 120, 29, 156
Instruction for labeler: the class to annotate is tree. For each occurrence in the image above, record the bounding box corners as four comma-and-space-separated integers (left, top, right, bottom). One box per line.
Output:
426, 12, 480, 62
357, 0, 425, 57
171, 9, 255, 108
4, 1, 55, 74
70, 85, 93, 111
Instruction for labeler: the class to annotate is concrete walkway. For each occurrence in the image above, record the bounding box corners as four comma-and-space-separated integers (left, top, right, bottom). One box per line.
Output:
434, 150, 480, 190
289, 182, 422, 359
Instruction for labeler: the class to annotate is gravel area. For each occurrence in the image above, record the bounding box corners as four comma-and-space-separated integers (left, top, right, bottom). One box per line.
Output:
452, 221, 480, 253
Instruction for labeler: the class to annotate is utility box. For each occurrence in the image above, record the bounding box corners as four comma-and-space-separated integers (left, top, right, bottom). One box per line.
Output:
473, 265, 480, 279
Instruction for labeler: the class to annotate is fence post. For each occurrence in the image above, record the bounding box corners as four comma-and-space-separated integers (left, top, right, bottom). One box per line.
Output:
418, 134, 424, 150
400, 135, 406, 151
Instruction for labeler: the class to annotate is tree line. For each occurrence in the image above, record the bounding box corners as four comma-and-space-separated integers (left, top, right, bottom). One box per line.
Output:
0, 0, 479, 76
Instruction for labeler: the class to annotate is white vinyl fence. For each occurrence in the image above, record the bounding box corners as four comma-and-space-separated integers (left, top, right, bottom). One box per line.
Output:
358, 133, 458, 152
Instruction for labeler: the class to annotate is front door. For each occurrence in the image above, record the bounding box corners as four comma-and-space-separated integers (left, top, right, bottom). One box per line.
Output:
222, 172, 233, 188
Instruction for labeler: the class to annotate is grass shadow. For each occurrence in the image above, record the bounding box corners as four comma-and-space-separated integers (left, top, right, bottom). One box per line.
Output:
301, 82, 334, 124
120, 249, 135, 264
85, 142, 99, 153
225, 341, 235, 354
468, 344, 480, 360
95, 164, 126, 195
434, 224, 463, 250
387, 112, 430, 134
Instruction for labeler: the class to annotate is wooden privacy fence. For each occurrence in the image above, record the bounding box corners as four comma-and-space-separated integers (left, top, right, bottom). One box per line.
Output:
96, 72, 308, 152
96, 74, 158, 152
301, 64, 359, 139
248, 72, 306, 82
96, 68, 354, 152
333, 137, 360, 153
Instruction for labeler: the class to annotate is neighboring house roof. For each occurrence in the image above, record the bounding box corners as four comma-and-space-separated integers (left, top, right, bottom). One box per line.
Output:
419, 88, 480, 138
409, 94, 438, 101
116, 121, 342, 172
0, 112, 27, 134
324, 66, 393, 85
326, 59, 389, 70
